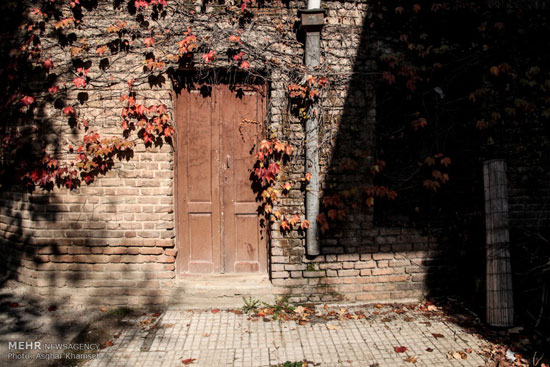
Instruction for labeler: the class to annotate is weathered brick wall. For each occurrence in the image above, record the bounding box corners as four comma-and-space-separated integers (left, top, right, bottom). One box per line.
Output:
0, 0, 452, 305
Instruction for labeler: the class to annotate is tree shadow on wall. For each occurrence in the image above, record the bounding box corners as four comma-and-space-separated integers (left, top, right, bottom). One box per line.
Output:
0, 1, 141, 352
317, 2, 486, 307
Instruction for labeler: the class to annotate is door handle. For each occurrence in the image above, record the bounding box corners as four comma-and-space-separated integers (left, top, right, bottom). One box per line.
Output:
226, 155, 230, 169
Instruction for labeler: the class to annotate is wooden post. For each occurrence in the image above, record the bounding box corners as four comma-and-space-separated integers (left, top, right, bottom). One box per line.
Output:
483, 159, 514, 327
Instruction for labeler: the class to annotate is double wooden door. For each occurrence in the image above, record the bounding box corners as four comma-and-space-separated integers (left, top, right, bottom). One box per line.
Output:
175, 83, 267, 274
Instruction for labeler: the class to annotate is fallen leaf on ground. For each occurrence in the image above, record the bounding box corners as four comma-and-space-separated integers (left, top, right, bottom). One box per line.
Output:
100, 307, 107, 312
211, 309, 219, 314
375, 304, 384, 309
48, 305, 57, 312
432, 333, 444, 339
448, 351, 467, 360
152, 312, 161, 317
100, 340, 114, 349
327, 324, 339, 330
9, 302, 19, 308
426, 348, 433, 352
394, 346, 408, 353
404, 356, 417, 363
182, 358, 196, 364
427, 305, 438, 311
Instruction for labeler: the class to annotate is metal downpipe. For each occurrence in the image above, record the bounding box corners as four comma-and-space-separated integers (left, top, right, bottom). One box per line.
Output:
300, 5, 325, 256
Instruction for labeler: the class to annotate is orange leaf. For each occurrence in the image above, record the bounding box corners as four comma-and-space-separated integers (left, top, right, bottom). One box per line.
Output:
96, 45, 108, 55
300, 220, 310, 230
366, 197, 374, 207
144, 36, 155, 47
424, 156, 435, 166
280, 220, 290, 231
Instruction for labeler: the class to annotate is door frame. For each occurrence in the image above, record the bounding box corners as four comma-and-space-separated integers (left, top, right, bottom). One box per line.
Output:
172, 71, 269, 277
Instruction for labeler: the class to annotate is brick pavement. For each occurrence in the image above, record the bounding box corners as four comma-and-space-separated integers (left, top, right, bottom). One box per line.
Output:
84, 305, 488, 367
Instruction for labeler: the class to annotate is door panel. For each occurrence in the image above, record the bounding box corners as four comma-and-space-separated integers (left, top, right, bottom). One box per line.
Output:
176, 88, 221, 274
176, 83, 266, 274
222, 85, 267, 273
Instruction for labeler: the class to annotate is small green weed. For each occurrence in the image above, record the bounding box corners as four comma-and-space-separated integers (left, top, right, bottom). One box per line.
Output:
242, 296, 261, 313
277, 361, 303, 367
263, 296, 294, 320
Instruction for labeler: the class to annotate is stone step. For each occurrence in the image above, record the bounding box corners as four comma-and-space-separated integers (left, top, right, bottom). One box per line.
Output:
168, 274, 275, 309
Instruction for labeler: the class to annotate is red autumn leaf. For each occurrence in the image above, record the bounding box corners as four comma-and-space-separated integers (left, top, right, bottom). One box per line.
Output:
289, 214, 300, 226
164, 126, 174, 137
394, 346, 408, 353
152, 312, 161, 317
9, 302, 19, 308
64, 106, 75, 116
233, 52, 243, 61
201, 50, 216, 64
424, 156, 435, 166
440, 157, 451, 167
135, 105, 147, 115
228, 35, 241, 43
240, 61, 250, 70
101, 340, 114, 349
49, 85, 59, 95
73, 77, 86, 88
144, 36, 155, 47
42, 59, 54, 71
182, 359, 196, 365
382, 72, 396, 85
21, 96, 35, 106
211, 309, 219, 314
284, 144, 293, 156
432, 333, 444, 339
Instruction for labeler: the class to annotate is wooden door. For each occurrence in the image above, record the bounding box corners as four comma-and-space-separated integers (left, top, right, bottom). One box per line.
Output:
175, 83, 267, 274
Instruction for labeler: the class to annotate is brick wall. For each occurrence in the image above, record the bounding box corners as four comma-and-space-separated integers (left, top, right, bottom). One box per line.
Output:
0, 0, 453, 305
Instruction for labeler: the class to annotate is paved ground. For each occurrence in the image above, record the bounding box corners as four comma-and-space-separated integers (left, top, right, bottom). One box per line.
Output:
83, 305, 489, 367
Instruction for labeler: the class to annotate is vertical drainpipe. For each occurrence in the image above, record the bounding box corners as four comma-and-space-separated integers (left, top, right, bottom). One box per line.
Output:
299, 4, 325, 256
